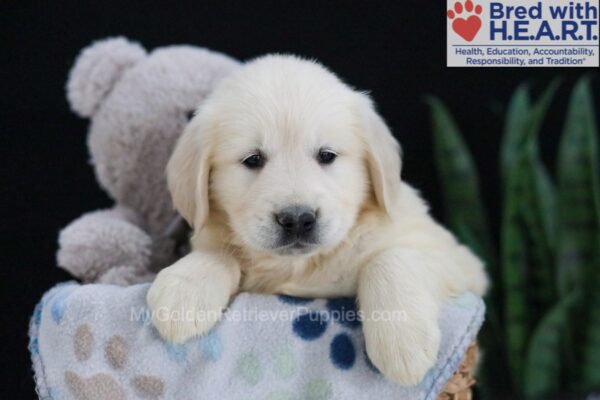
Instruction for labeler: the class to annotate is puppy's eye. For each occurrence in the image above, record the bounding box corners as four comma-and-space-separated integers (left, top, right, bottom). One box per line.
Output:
242, 152, 265, 169
317, 149, 337, 165
185, 110, 195, 121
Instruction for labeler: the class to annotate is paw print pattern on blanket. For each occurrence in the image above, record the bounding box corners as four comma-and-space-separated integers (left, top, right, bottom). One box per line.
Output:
65, 324, 165, 400
280, 295, 364, 371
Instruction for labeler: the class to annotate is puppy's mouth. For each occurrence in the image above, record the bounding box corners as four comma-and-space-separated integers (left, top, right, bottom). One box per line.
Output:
273, 240, 318, 256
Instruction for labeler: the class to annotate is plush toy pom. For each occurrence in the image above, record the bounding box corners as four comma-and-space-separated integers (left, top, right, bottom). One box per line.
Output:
66, 37, 146, 117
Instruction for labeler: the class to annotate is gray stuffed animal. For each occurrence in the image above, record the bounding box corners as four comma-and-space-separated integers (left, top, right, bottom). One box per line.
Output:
57, 37, 239, 285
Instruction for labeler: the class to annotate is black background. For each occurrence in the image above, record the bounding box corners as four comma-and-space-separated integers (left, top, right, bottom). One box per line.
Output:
1, 1, 597, 398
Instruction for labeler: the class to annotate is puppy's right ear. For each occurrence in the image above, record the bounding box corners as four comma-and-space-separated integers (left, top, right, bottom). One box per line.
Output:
167, 117, 212, 230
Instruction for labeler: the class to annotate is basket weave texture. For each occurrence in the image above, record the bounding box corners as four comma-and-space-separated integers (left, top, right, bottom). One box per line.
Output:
437, 342, 479, 400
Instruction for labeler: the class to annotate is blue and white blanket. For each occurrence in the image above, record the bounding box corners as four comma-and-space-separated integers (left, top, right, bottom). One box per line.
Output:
29, 282, 484, 400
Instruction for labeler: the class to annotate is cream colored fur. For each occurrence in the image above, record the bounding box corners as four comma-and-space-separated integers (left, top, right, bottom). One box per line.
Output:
147, 55, 488, 385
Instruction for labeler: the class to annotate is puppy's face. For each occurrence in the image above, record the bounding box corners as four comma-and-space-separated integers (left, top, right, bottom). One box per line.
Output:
209, 85, 369, 256
168, 56, 402, 257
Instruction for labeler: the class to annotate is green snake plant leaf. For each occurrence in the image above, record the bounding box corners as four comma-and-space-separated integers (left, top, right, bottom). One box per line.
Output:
557, 77, 600, 392
522, 80, 561, 143
519, 82, 560, 316
501, 83, 560, 387
523, 81, 561, 244
557, 77, 600, 298
582, 258, 600, 392
501, 84, 531, 184
522, 162, 557, 312
502, 159, 530, 391
427, 97, 494, 266
530, 163, 558, 251
501, 81, 559, 262
523, 292, 581, 400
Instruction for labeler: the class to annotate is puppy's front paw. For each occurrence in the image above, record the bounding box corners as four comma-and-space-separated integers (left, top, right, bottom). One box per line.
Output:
364, 318, 441, 386
146, 268, 228, 343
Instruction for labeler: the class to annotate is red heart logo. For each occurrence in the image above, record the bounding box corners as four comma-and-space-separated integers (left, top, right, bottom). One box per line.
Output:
452, 15, 481, 42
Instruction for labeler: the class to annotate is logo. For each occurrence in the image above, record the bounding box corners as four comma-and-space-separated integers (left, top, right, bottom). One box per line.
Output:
447, 1, 483, 42
447, 0, 599, 67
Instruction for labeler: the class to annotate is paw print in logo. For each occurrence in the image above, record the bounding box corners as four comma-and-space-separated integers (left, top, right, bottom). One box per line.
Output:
447, 0, 482, 42
64, 324, 166, 400
279, 295, 369, 371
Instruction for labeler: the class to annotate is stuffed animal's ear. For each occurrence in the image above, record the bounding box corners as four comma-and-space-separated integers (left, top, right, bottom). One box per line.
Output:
66, 37, 146, 117
358, 93, 403, 218
167, 115, 213, 231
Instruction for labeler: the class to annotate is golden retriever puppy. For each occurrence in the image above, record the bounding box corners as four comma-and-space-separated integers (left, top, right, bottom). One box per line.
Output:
147, 55, 487, 385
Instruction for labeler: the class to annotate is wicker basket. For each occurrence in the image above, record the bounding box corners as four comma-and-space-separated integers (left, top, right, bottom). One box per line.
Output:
437, 342, 479, 400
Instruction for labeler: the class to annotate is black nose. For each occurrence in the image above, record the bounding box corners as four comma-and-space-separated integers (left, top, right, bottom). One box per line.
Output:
275, 206, 317, 236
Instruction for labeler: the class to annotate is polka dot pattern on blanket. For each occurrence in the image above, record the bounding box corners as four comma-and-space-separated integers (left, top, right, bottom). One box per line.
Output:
325, 298, 361, 329
288, 297, 362, 371
199, 331, 223, 361
165, 343, 188, 363
329, 333, 356, 369
292, 311, 328, 340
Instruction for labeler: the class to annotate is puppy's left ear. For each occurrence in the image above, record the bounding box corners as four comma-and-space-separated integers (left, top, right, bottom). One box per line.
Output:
358, 94, 402, 218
